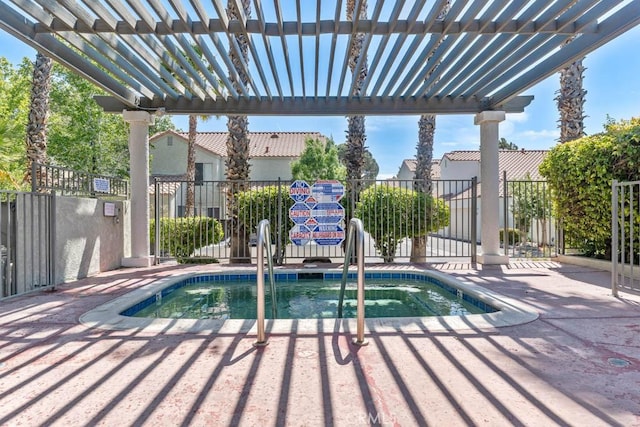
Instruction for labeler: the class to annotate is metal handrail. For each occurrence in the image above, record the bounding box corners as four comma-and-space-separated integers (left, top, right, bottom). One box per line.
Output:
254, 219, 277, 347
338, 218, 368, 346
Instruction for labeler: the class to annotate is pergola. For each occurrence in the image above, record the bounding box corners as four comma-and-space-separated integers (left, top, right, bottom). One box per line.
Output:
1, 0, 639, 265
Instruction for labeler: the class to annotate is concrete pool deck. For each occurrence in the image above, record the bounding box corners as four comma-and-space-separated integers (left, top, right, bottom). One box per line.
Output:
1, 261, 639, 426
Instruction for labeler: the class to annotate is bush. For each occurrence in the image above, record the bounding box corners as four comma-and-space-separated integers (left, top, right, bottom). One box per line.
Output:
500, 228, 520, 246
539, 117, 640, 257
354, 185, 449, 262
236, 185, 293, 259
150, 216, 224, 259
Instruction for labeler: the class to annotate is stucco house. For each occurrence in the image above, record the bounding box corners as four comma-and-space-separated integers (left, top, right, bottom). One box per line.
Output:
149, 130, 326, 218
397, 149, 550, 242
396, 159, 441, 182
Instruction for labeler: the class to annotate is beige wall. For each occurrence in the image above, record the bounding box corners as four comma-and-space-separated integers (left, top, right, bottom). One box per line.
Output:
249, 157, 296, 181
54, 197, 129, 283
440, 158, 480, 181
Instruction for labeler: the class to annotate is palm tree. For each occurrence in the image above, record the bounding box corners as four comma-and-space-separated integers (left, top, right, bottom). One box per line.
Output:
556, 44, 586, 143
185, 113, 211, 216
24, 53, 52, 187
555, 41, 586, 255
411, 2, 450, 262
226, 0, 252, 263
345, 0, 368, 201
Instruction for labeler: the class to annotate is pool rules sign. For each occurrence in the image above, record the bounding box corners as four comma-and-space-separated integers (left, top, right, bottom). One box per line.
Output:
289, 180, 345, 246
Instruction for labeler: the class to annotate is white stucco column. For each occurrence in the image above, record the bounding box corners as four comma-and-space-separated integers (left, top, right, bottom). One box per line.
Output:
122, 110, 154, 267
474, 111, 509, 265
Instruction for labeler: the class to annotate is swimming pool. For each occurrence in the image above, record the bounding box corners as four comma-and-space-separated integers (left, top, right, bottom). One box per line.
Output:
80, 268, 538, 334
123, 274, 495, 320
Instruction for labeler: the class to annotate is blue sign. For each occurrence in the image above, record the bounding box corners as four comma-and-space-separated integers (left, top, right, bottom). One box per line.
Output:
289, 180, 311, 202
289, 224, 312, 246
289, 202, 311, 225
93, 177, 110, 193
312, 202, 344, 224
304, 196, 318, 209
312, 224, 345, 246
311, 180, 344, 202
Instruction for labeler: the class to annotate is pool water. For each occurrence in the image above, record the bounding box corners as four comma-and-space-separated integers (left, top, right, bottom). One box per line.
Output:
131, 278, 489, 320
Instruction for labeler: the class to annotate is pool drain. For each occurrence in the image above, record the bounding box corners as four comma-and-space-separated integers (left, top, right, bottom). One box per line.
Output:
608, 357, 631, 367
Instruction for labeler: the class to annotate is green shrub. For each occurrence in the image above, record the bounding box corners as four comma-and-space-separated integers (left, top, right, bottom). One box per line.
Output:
500, 228, 520, 246
539, 117, 640, 257
150, 216, 224, 259
354, 185, 449, 262
236, 185, 293, 259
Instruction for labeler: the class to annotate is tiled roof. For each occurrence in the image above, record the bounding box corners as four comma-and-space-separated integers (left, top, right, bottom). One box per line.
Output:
445, 150, 549, 200
151, 130, 326, 158
401, 158, 441, 179
148, 174, 186, 195
402, 159, 417, 172
444, 149, 548, 180
149, 181, 182, 195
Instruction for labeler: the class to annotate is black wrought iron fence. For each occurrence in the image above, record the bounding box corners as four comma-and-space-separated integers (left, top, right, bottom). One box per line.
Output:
31, 163, 128, 199
502, 173, 558, 259
153, 178, 478, 264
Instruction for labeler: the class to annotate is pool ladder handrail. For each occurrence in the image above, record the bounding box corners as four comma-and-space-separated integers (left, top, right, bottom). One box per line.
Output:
338, 218, 368, 346
254, 219, 277, 347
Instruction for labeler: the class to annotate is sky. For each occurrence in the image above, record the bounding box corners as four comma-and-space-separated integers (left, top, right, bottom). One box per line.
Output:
1, 24, 639, 179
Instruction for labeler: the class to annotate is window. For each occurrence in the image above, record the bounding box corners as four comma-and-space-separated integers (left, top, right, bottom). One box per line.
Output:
207, 207, 220, 218
195, 163, 204, 186
167, 136, 173, 146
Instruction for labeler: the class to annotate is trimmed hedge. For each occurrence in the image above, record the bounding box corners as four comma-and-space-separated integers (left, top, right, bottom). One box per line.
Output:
236, 185, 293, 259
354, 185, 449, 262
500, 228, 520, 246
539, 117, 640, 257
150, 216, 224, 259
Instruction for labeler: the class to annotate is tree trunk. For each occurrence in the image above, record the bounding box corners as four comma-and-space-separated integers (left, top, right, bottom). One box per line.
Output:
185, 114, 197, 216
226, 0, 252, 263
345, 1, 368, 204
556, 41, 586, 144
24, 53, 52, 187
411, 2, 449, 263
411, 115, 436, 262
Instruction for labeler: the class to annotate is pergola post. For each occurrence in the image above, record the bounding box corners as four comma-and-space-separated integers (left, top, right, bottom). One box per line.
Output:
122, 110, 154, 268
474, 111, 509, 265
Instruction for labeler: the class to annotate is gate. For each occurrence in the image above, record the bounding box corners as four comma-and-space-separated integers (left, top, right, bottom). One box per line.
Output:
0, 191, 55, 299
503, 174, 558, 259
153, 178, 477, 264
612, 180, 640, 295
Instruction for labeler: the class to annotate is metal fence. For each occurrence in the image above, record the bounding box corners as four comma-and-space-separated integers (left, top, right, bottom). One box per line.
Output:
153, 178, 478, 264
612, 180, 640, 295
31, 163, 129, 199
502, 175, 558, 259
1, 190, 55, 299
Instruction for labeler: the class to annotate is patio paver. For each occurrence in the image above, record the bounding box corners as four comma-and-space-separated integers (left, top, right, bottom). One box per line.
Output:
1, 262, 639, 426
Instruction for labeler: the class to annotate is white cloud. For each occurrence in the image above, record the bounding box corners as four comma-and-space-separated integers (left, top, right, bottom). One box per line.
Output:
519, 129, 559, 139
505, 112, 529, 123
377, 173, 396, 180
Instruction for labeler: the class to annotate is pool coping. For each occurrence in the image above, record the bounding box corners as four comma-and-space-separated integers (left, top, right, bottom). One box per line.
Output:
79, 268, 539, 334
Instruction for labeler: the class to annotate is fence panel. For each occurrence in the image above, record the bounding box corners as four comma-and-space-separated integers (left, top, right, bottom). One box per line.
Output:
612, 180, 640, 295
502, 176, 557, 259
31, 163, 128, 199
1, 191, 54, 299
154, 178, 477, 264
